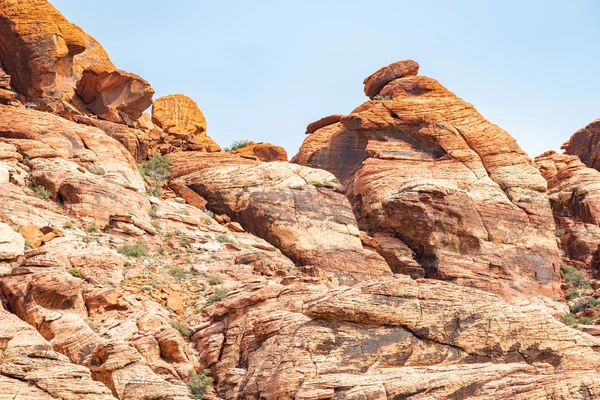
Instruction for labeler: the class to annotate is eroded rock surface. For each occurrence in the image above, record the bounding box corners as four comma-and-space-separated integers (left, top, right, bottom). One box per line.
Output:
563, 118, 600, 171
293, 61, 562, 301
195, 275, 600, 399
171, 153, 390, 284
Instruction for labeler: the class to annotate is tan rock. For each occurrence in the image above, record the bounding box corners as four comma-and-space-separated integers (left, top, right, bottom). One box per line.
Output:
0, 222, 24, 260
172, 154, 390, 284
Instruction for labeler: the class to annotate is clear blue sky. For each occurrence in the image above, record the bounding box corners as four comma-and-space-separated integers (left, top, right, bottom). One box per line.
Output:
51, 0, 600, 159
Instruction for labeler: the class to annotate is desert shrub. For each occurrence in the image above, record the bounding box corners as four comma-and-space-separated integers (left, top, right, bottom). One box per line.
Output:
205, 209, 214, 218
149, 203, 158, 219
170, 321, 193, 338
68, 268, 86, 279
89, 166, 106, 175
32, 185, 50, 199
216, 234, 234, 244
207, 275, 223, 286
565, 288, 580, 300
87, 221, 100, 233
139, 154, 171, 196
579, 316, 594, 325
204, 289, 229, 308
372, 95, 392, 101
117, 244, 147, 258
224, 140, 249, 152
560, 313, 577, 327
560, 264, 591, 289
169, 266, 186, 280
188, 370, 213, 399
63, 221, 73, 229
570, 297, 598, 314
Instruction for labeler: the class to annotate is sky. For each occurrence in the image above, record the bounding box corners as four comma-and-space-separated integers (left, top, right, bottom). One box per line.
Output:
50, 0, 600, 159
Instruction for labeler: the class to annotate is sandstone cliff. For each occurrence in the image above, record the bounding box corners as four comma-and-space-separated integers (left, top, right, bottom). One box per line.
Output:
1, 2, 600, 400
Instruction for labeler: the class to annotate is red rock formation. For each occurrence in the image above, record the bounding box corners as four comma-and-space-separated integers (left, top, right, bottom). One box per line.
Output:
170, 152, 390, 284
0, 0, 86, 102
76, 67, 155, 125
151, 94, 220, 152
194, 275, 600, 399
535, 151, 600, 274
563, 118, 600, 171
232, 141, 288, 161
292, 61, 562, 300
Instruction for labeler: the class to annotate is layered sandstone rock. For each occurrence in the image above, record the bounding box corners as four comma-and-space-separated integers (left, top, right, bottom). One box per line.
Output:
293, 61, 561, 300
152, 94, 220, 152
195, 275, 600, 399
170, 153, 390, 284
563, 118, 600, 171
76, 67, 155, 125
0, 222, 24, 260
535, 151, 600, 273
231, 141, 288, 161
0, 307, 115, 399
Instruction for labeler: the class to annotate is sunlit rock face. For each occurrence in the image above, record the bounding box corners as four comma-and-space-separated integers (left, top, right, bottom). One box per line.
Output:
293, 60, 562, 301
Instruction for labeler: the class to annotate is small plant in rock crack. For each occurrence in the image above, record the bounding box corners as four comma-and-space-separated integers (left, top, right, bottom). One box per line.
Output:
117, 244, 147, 258
188, 370, 213, 399
68, 268, 86, 279
169, 266, 186, 280
138, 154, 171, 197
32, 184, 50, 200
207, 274, 223, 286
203, 289, 230, 308
88, 166, 106, 175
87, 221, 100, 233
560, 264, 591, 289
170, 321, 193, 338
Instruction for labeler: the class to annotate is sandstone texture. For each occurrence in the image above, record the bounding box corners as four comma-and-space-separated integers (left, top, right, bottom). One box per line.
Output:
2, 2, 600, 399
563, 118, 600, 171
231, 141, 288, 161
195, 275, 600, 399
152, 94, 220, 152
293, 61, 562, 301
76, 67, 155, 125
171, 153, 390, 284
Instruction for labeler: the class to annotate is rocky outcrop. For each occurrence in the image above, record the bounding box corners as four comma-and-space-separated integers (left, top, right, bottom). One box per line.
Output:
0, 0, 86, 102
292, 61, 562, 301
195, 275, 600, 399
0, 222, 24, 260
76, 67, 155, 125
171, 153, 390, 284
535, 151, 600, 273
0, 307, 115, 399
232, 141, 288, 161
563, 118, 600, 171
151, 94, 220, 152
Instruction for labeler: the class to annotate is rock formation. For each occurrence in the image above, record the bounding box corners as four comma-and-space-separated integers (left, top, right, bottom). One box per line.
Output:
152, 94, 220, 152
292, 60, 562, 301
563, 118, 600, 171
231, 141, 288, 161
170, 152, 390, 284
2, 1, 600, 399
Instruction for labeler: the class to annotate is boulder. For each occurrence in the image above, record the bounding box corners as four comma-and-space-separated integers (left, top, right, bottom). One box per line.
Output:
152, 94, 220, 152
232, 141, 288, 161
76, 67, 154, 124
363, 59, 420, 98
0, 222, 24, 260
0, 0, 86, 101
292, 61, 562, 301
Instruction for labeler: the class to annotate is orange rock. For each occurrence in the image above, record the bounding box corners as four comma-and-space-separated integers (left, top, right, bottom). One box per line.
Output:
233, 141, 288, 161
306, 114, 344, 134
0, 0, 86, 101
363, 59, 419, 98
293, 60, 561, 300
76, 67, 155, 124
20, 224, 44, 248
152, 94, 220, 152
563, 118, 600, 171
